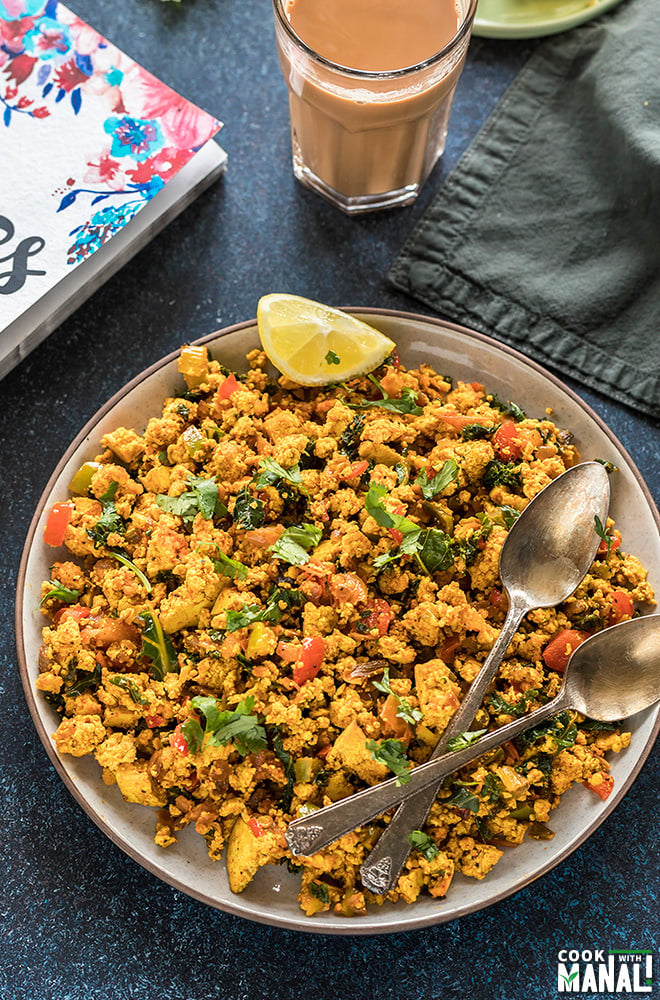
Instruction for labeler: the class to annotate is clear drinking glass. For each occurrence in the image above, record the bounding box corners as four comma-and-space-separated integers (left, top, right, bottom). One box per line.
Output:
272, 0, 478, 214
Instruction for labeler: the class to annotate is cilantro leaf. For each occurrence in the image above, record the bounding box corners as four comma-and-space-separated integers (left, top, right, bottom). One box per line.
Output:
408, 830, 440, 860
256, 457, 305, 490
224, 586, 304, 632
349, 374, 424, 416
325, 350, 340, 366
269, 523, 322, 566
136, 611, 177, 680
366, 738, 412, 785
415, 459, 459, 499
186, 694, 267, 756
87, 482, 126, 547
40, 580, 80, 606
446, 729, 487, 752
156, 476, 225, 524
372, 667, 422, 725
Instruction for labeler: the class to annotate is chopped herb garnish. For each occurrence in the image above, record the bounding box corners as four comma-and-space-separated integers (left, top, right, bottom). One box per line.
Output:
325, 350, 340, 366
182, 695, 267, 756
309, 881, 330, 904
519, 710, 577, 753
488, 689, 539, 718
40, 580, 80, 607
489, 393, 526, 421
594, 514, 614, 560
269, 523, 322, 566
461, 423, 499, 441
372, 667, 422, 725
209, 546, 249, 580
366, 738, 412, 785
136, 611, 177, 680
156, 475, 225, 524
256, 457, 306, 492
483, 460, 522, 492
109, 675, 149, 705
225, 585, 303, 632
87, 482, 126, 548
446, 729, 487, 752
408, 830, 440, 860
233, 487, 265, 529
109, 551, 152, 593
415, 459, 459, 500
444, 785, 480, 813
338, 414, 365, 460
349, 374, 424, 416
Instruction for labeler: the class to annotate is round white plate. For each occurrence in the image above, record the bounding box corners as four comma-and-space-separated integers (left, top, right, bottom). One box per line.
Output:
16, 310, 660, 934
473, 0, 625, 39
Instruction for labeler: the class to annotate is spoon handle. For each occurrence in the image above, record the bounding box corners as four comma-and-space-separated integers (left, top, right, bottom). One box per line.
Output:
286, 690, 566, 859
359, 598, 529, 894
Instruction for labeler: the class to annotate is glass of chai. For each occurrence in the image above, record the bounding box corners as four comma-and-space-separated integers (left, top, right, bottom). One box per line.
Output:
272, 0, 478, 214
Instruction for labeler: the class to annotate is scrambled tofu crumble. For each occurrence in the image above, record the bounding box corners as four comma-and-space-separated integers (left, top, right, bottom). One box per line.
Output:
37, 346, 654, 917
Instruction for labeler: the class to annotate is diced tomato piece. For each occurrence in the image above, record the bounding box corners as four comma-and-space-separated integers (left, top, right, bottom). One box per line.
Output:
471, 382, 484, 393
493, 420, 524, 461
584, 772, 615, 800
248, 816, 265, 837
145, 713, 165, 728
170, 724, 189, 755
542, 629, 590, 673
44, 501, 74, 547
608, 590, 634, 625
53, 605, 91, 626
292, 636, 325, 685
389, 528, 404, 545
360, 598, 393, 636
216, 373, 241, 401
439, 635, 460, 664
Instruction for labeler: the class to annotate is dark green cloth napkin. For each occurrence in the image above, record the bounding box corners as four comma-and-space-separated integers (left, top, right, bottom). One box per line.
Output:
390, 0, 660, 419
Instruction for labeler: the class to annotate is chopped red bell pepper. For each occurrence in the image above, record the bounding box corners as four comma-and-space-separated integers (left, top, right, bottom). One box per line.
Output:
583, 773, 615, 800
44, 501, 74, 547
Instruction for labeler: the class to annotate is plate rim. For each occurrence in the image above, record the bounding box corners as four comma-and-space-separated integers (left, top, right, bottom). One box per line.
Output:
15, 307, 660, 935
472, 0, 624, 39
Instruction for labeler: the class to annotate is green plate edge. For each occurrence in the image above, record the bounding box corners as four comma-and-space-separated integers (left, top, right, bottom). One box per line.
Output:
472, 0, 625, 38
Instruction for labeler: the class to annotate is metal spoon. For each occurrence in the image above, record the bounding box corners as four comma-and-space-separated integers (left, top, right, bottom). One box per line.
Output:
358, 460, 609, 893
286, 614, 660, 859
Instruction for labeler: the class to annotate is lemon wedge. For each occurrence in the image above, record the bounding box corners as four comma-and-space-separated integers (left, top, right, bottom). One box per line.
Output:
257, 293, 396, 386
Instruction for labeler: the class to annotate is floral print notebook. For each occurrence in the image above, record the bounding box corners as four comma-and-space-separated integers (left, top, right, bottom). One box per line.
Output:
0, 0, 224, 370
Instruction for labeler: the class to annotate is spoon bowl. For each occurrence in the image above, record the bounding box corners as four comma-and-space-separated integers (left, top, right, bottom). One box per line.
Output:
287, 615, 660, 859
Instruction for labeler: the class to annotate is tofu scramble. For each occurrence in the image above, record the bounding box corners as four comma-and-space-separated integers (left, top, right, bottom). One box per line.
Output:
37, 345, 654, 918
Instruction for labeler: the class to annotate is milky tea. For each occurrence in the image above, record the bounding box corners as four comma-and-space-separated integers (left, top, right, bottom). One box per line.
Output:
273, 0, 477, 213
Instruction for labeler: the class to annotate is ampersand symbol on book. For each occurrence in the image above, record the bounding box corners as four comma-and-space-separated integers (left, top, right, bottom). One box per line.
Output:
0, 214, 47, 295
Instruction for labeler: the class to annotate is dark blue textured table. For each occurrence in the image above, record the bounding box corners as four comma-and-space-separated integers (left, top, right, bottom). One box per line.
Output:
2, 1, 658, 997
